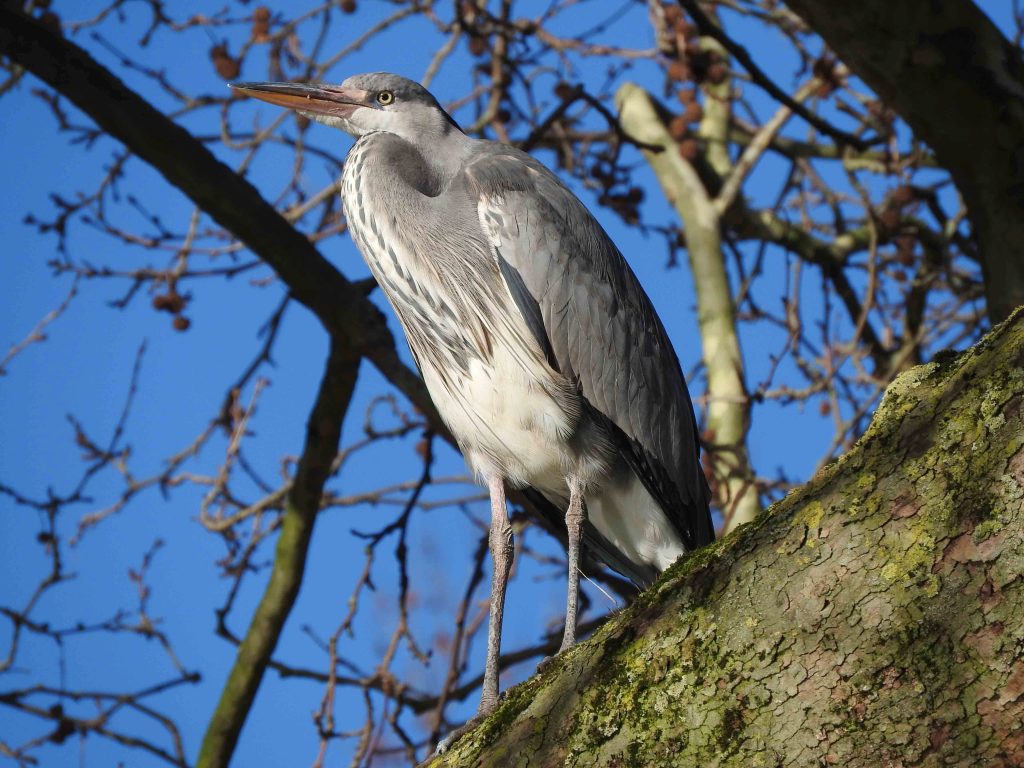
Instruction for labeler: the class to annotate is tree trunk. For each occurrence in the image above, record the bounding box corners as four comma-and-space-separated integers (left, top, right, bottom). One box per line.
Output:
432, 308, 1024, 767
780, 0, 1024, 323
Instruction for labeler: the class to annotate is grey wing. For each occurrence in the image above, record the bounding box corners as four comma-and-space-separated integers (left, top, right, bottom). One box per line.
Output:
464, 149, 714, 551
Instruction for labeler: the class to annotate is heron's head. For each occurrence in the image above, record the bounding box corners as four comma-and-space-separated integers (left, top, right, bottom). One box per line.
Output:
231, 72, 462, 143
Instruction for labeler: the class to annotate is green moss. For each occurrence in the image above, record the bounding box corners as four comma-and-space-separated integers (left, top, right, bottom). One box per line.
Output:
856, 471, 878, 491
716, 705, 747, 754
972, 518, 1003, 543
880, 530, 935, 583
794, 500, 826, 547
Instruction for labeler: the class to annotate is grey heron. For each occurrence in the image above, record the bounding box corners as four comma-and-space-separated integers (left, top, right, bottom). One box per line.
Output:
232, 73, 713, 720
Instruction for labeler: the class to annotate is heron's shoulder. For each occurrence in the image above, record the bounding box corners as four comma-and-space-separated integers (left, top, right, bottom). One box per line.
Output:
460, 142, 562, 198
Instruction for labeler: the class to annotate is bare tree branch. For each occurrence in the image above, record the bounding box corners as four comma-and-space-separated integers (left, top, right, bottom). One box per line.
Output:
198, 336, 359, 768
0, 4, 446, 437
781, 0, 1024, 321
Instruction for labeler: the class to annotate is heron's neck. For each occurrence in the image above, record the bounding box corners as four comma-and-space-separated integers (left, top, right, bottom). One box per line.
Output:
417, 129, 473, 194
351, 126, 472, 198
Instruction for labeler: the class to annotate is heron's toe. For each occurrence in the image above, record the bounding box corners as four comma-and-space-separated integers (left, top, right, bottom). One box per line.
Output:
433, 706, 492, 758
433, 732, 456, 757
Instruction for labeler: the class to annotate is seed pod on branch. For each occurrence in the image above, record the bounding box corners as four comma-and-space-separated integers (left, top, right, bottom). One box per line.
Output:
667, 61, 690, 82
682, 101, 703, 124
879, 204, 901, 233
669, 115, 689, 142
706, 60, 728, 85
891, 185, 916, 208
812, 54, 842, 97
468, 35, 488, 57
554, 81, 576, 101
152, 291, 186, 314
210, 44, 240, 80
251, 7, 271, 43
678, 138, 699, 161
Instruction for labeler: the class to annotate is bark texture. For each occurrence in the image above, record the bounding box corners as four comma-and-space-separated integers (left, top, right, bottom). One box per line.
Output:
434, 309, 1024, 767
780, 0, 1024, 322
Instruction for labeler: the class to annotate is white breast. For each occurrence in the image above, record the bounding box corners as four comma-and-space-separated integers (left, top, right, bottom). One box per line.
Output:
420, 343, 577, 492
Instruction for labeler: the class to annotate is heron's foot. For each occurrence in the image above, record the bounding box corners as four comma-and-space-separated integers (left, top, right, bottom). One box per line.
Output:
433, 724, 470, 758
558, 627, 576, 655
478, 692, 499, 717
432, 695, 501, 757
536, 638, 575, 674
536, 654, 556, 674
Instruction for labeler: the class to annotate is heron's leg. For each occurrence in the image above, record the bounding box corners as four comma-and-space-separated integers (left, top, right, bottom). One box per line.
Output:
480, 474, 513, 716
559, 476, 585, 654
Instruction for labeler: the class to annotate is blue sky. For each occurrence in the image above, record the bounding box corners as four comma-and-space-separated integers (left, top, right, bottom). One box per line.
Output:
0, 1, 1013, 765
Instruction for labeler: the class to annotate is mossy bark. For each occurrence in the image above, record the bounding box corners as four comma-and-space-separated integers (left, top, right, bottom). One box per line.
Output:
432, 309, 1024, 767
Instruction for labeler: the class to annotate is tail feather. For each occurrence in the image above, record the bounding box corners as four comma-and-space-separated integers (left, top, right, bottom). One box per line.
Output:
522, 487, 660, 589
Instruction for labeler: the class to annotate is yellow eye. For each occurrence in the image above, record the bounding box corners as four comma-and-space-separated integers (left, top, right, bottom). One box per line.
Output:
376, 90, 394, 106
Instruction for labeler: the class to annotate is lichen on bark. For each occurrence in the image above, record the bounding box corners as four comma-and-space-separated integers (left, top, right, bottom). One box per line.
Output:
432, 309, 1024, 767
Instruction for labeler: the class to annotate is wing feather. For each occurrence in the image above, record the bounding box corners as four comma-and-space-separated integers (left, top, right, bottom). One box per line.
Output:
464, 147, 714, 550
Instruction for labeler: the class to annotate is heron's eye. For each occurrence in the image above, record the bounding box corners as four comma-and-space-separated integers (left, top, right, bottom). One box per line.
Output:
376, 90, 394, 106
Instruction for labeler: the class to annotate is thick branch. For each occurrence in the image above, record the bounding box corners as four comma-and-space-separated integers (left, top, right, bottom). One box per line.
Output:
434, 308, 1024, 766
781, 0, 1024, 322
197, 337, 359, 768
717, 123, 938, 172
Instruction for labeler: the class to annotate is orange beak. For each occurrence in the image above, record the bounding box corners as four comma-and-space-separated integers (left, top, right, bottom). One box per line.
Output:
229, 82, 371, 118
